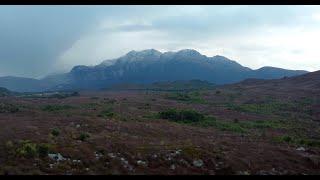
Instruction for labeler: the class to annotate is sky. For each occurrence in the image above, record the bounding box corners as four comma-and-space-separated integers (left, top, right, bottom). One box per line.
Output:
1, 5, 320, 78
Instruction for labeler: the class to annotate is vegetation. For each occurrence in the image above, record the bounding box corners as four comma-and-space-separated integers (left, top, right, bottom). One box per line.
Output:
274, 135, 320, 147
41, 104, 74, 112
0, 87, 12, 97
51, 128, 60, 137
14, 140, 52, 158
226, 100, 315, 117
165, 92, 206, 104
0, 103, 19, 113
19, 91, 80, 99
98, 108, 115, 118
79, 133, 90, 141
49, 92, 79, 99
158, 108, 287, 134
158, 108, 205, 123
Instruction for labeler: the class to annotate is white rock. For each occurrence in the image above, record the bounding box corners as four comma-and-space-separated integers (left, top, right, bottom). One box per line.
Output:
72, 159, 81, 163
193, 159, 204, 168
48, 153, 66, 161
137, 160, 147, 166
170, 164, 176, 170
296, 147, 306, 151
175, 150, 182, 155
108, 153, 116, 158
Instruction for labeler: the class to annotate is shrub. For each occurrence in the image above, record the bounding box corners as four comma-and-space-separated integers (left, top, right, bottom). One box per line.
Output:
0, 103, 19, 113
98, 109, 114, 118
42, 105, 74, 112
158, 109, 205, 123
79, 133, 90, 141
37, 143, 50, 157
5, 141, 14, 149
11, 140, 52, 158
233, 118, 239, 123
51, 128, 60, 137
16, 141, 38, 158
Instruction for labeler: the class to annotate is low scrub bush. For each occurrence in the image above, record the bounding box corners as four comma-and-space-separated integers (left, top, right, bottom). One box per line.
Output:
51, 128, 60, 137
98, 108, 115, 118
165, 92, 206, 104
79, 133, 90, 141
42, 105, 74, 112
0, 103, 19, 113
158, 108, 205, 123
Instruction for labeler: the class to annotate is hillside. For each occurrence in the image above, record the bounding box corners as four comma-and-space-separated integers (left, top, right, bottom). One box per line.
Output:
0, 87, 12, 97
224, 70, 320, 96
107, 80, 216, 91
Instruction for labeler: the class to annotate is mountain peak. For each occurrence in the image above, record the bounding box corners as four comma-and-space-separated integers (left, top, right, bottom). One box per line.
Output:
176, 49, 202, 56
126, 49, 162, 57
212, 55, 229, 60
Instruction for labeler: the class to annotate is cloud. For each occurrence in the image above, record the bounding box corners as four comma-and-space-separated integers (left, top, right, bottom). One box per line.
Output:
1, 5, 320, 78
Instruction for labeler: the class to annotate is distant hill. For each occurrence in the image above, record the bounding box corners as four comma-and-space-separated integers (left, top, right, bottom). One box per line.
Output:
0, 49, 308, 92
0, 76, 49, 92
0, 87, 13, 97
222, 70, 320, 99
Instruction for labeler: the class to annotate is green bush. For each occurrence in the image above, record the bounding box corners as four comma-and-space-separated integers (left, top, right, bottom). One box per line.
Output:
42, 105, 74, 112
16, 141, 38, 158
51, 128, 60, 137
79, 133, 90, 141
274, 135, 320, 147
37, 143, 51, 157
11, 140, 52, 158
158, 109, 205, 123
165, 92, 205, 104
98, 109, 114, 118
0, 103, 19, 113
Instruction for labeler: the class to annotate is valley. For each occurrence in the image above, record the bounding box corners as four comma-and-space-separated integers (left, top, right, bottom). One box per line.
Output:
1, 72, 320, 175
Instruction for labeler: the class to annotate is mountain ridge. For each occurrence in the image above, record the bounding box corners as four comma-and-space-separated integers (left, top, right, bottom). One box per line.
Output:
0, 49, 309, 92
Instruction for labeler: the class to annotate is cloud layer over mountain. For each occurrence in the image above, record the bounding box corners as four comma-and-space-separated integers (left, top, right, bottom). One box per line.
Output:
0, 5, 319, 78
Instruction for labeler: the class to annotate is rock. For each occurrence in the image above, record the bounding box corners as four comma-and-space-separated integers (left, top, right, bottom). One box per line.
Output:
237, 171, 250, 175
72, 159, 81, 163
85, 168, 90, 171
179, 159, 189, 166
296, 147, 306, 151
94, 152, 103, 159
76, 124, 81, 128
175, 150, 182, 155
170, 164, 176, 170
137, 160, 147, 166
120, 158, 129, 165
48, 153, 66, 161
193, 159, 204, 168
108, 153, 116, 158
120, 158, 133, 171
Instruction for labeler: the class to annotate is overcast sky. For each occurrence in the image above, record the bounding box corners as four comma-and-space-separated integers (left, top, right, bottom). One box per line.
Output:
1, 5, 320, 78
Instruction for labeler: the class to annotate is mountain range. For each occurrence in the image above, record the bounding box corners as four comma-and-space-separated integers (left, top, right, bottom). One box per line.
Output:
0, 49, 308, 92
